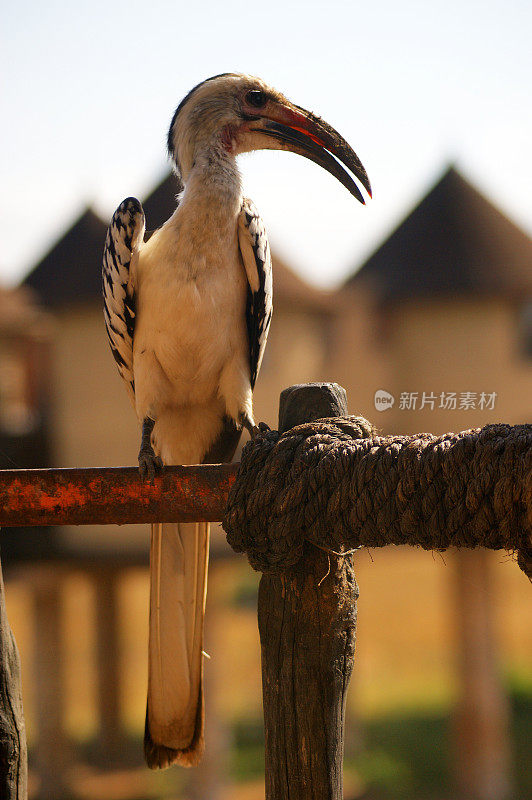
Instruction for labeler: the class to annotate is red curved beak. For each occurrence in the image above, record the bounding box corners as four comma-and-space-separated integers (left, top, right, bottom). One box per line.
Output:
250, 101, 372, 204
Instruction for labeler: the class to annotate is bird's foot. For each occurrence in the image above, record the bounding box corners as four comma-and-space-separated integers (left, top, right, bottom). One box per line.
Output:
239, 414, 270, 439
138, 416, 163, 483
138, 446, 163, 484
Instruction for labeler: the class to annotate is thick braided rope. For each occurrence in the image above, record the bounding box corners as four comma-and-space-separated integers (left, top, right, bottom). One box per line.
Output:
223, 417, 532, 578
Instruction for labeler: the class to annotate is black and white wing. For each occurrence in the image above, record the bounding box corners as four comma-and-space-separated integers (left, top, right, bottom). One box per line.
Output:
102, 197, 145, 403
237, 198, 273, 389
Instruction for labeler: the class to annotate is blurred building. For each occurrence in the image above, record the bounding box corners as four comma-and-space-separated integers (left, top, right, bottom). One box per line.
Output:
332, 166, 532, 432
1, 165, 529, 799
0, 287, 56, 560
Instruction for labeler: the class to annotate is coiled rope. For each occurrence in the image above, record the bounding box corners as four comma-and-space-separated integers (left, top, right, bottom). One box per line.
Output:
223, 417, 531, 578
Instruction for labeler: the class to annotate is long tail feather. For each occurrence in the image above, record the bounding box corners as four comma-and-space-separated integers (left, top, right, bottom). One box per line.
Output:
145, 521, 209, 768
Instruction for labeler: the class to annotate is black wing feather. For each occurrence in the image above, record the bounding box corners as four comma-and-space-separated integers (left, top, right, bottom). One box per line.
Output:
102, 197, 145, 402
238, 198, 273, 389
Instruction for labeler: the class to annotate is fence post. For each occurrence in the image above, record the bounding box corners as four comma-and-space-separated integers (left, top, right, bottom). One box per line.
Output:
33, 571, 69, 799
452, 550, 512, 800
257, 383, 358, 800
94, 566, 122, 759
0, 553, 27, 800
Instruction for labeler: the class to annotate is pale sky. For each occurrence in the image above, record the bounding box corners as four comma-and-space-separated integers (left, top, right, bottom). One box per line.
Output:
1, 0, 531, 288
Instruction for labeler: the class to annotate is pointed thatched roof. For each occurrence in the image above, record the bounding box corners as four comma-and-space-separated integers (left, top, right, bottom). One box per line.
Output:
346, 167, 532, 302
23, 208, 108, 306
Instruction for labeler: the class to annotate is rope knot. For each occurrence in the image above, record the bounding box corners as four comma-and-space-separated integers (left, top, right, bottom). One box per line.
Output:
223, 417, 531, 578
223, 416, 376, 573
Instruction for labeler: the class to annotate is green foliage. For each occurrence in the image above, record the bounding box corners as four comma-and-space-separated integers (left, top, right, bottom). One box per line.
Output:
230, 718, 265, 780
231, 689, 532, 799
511, 688, 532, 798
345, 713, 451, 798
229, 568, 260, 609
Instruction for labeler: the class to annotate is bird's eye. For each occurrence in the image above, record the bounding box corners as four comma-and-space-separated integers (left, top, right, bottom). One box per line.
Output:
245, 90, 267, 108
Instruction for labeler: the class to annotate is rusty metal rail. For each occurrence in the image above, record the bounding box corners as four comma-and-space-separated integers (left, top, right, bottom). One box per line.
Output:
0, 464, 238, 527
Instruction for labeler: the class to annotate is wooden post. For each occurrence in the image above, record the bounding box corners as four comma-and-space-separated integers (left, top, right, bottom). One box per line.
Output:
94, 567, 122, 758
257, 383, 358, 800
33, 571, 69, 799
452, 550, 512, 800
0, 555, 27, 800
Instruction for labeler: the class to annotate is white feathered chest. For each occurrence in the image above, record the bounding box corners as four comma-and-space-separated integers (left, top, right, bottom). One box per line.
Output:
132, 180, 249, 409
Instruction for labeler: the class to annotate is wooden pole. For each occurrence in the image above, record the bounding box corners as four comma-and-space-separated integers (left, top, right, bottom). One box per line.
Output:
0, 554, 27, 800
258, 383, 358, 800
33, 571, 69, 799
452, 550, 512, 800
94, 567, 122, 758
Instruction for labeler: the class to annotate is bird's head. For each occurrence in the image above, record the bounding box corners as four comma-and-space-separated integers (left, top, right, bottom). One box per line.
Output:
168, 73, 371, 203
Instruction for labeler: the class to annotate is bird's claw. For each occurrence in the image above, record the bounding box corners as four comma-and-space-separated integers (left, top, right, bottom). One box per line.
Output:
253, 421, 271, 438
239, 414, 270, 439
138, 449, 164, 484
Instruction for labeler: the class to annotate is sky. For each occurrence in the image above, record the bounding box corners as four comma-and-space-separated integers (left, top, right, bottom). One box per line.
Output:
1, 0, 531, 288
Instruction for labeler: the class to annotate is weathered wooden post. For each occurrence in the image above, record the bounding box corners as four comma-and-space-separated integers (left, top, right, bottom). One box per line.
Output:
452, 550, 512, 800
94, 566, 122, 758
258, 383, 358, 800
32, 570, 69, 799
0, 554, 27, 800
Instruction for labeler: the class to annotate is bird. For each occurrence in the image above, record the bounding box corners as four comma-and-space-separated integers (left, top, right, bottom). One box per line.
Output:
102, 73, 371, 770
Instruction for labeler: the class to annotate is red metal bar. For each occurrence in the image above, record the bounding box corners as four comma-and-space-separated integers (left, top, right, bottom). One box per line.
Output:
0, 465, 238, 527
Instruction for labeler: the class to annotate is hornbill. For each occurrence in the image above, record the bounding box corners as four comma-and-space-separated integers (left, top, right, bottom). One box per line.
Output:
102, 73, 371, 770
